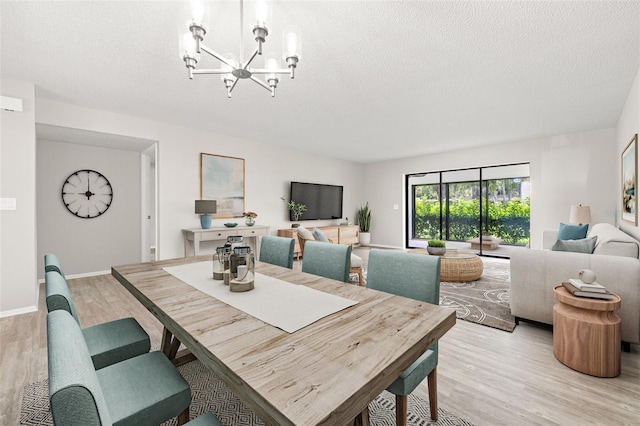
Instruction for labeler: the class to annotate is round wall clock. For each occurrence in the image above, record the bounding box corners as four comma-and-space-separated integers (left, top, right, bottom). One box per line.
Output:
61, 169, 113, 219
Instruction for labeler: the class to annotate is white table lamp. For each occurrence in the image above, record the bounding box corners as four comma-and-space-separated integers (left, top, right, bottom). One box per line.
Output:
569, 204, 591, 226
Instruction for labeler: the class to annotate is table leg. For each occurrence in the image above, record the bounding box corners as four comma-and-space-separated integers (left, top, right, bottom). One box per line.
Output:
352, 405, 370, 426
161, 327, 196, 366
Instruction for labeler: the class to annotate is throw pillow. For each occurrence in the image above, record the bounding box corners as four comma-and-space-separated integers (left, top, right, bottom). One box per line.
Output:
551, 236, 597, 254
557, 223, 588, 240
312, 227, 330, 243
297, 225, 314, 240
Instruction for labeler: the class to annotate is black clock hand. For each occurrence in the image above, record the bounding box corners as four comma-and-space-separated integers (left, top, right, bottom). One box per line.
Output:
85, 172, 94, 200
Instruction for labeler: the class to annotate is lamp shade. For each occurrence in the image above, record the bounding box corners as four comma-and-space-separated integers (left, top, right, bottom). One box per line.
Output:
195, 200, 217, 214
569, 205, 591, 225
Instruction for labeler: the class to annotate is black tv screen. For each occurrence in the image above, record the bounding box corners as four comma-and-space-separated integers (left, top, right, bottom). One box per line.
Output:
289, 182, 343, 221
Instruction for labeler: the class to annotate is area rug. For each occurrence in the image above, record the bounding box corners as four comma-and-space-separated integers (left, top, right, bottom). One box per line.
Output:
21, 360, 473, 426
440, 257, 515, 332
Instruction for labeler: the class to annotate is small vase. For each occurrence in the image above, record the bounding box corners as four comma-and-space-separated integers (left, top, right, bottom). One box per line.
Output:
245, 217, 255, 226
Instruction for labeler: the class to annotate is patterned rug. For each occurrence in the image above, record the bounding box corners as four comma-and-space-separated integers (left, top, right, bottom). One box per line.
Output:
440, 257, 515, 332
21, 360, 474, 426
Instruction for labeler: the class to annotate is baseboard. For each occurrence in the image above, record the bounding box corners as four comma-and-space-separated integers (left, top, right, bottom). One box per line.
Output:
0, 305, 38, 318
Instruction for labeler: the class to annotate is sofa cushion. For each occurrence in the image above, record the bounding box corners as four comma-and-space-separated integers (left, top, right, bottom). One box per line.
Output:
551, 236, 597, 253
297, 225, 314, 240
312, 227, 330, 243
557, 223, 588, 240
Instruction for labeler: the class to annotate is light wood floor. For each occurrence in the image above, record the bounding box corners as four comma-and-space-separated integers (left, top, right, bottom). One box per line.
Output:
1, 258, 638, 425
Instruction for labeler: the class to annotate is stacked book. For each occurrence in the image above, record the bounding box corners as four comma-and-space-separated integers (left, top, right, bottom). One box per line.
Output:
562, 279, 614, 300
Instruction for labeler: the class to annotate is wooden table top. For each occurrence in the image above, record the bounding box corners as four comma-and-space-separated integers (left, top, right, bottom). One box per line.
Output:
112, 256, 456, 426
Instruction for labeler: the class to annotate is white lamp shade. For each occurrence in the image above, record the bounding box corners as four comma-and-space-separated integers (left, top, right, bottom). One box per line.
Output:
195, 200, 217, 214
569, 205, 591, 225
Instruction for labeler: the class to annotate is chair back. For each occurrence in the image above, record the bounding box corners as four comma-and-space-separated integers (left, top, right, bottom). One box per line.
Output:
366, 249, 440, 305
45, 271, 80, 324
259, 235, 295, 269
44, 253, 65, 277
47, 310, 112, 426
301, 240, 351, 282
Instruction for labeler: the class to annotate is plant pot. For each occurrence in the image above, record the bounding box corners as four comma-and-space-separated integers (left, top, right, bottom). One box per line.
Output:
427, 247, 446, 256
291, 223, 300, 228
359, 232, 371, 246
245, 217, 255, 226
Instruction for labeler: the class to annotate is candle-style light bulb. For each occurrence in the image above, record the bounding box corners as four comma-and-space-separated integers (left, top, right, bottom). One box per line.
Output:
255, 0, 269, 27
190, 0, 205, 24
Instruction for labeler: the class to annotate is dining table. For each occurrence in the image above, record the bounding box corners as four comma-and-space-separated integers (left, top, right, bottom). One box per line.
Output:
111, 255, 456, 426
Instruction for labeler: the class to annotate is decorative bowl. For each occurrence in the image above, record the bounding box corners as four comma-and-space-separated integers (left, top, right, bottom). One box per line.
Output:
224, 223, 238, 228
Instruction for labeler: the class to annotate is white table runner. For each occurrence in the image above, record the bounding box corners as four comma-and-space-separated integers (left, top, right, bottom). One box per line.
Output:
163, 261, 358, 333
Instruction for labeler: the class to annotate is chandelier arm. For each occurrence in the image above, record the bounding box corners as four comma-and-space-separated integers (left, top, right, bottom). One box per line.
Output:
228, 78, 240, 97
243, 47, 260, 70
249, 68, 291, 75
249, 76, 273, 92
192, 69, 230, 75
200, 45, 236, 69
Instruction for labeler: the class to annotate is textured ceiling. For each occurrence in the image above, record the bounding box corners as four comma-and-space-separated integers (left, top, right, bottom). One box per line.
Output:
2, 1, 639, 163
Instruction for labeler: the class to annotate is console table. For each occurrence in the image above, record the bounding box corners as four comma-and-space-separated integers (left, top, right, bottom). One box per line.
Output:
182, 225, 270, 258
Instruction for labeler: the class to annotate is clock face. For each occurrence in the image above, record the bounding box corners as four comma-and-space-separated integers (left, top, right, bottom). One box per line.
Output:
61, 169, 113, 219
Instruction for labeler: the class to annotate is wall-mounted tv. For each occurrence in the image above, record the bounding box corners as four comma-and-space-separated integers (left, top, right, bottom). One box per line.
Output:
289, 181, 343, 221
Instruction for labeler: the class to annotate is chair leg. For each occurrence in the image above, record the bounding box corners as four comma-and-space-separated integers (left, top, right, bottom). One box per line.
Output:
358, 268, 364, 286
428, 367, 438, 421
395, 394, 407, 426
177, 407, 190, 425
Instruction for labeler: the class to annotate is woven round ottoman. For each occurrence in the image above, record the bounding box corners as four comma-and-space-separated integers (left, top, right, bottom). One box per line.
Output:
407, 249, 483, 282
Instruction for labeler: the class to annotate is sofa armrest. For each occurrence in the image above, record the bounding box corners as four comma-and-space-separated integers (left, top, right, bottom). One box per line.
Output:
510, 249, 640, 343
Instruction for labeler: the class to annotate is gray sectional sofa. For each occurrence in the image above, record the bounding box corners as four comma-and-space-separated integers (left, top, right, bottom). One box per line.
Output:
510, 223, 640, 344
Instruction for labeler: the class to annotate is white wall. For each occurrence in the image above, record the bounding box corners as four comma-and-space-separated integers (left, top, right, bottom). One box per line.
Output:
34, 99, 365, 261
0, 80, 37, 316
363, 128, 617, 250
617, 66, 640, 241
37, 140, 142, 277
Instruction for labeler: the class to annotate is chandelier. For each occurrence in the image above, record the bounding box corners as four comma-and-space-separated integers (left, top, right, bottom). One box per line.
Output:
179, 0, 301, 98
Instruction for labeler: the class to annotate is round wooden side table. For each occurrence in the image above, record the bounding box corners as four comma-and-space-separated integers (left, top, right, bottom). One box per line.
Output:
553, 286, 621, 377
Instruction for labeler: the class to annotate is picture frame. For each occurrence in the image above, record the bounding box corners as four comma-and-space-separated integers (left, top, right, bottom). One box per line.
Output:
621, 134, 638, 225
200, 153, 245, 218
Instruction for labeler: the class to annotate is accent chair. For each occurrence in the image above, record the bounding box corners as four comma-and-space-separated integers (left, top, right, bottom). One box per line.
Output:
366, 248, 441, 424
259, 235, 295, 269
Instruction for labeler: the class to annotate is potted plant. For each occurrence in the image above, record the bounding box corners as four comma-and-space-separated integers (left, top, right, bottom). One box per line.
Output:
243, 211, 257, 226
427, 239, 446, 256
280, 197, 307, 227
357, 202, 371, 246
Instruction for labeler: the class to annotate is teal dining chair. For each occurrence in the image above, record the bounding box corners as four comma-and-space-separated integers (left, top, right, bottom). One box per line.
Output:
259, 235, 295, 269
366, 249, 442, 424
47, 309, 223, 426
301, 240, 351, 282
45, 252, 65, 277
45, 270, 150, 370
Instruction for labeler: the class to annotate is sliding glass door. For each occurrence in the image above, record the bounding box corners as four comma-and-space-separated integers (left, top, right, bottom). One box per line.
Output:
407, 163, 530, 258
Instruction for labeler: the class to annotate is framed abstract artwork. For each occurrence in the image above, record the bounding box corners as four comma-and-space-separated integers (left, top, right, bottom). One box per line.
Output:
621, 134, 637, 225
200, 153, 245, 218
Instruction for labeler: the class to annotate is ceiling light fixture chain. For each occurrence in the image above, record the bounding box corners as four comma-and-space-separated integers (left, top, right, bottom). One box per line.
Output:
179, 0, 301, 98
